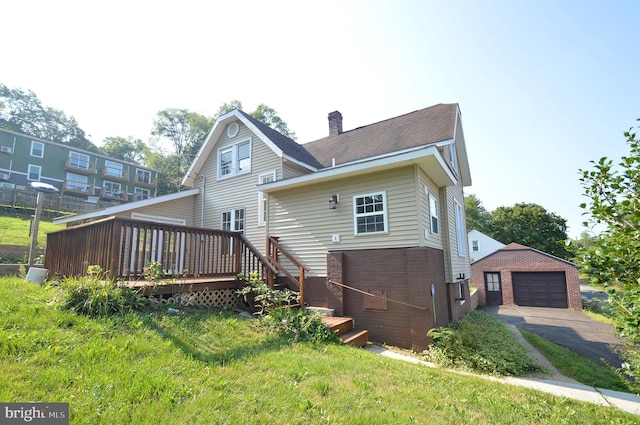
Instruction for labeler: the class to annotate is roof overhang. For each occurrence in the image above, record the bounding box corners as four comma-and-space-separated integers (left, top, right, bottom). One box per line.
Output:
52, 188, 199, 225
259, 145, 456, 193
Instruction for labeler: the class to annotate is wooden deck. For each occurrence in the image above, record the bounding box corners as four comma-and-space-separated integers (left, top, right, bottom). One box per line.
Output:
125, 275, 242, 296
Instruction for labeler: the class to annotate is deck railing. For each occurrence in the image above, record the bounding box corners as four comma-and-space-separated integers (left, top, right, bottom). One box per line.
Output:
44, 216, 277, 282
267, 236, 309, 306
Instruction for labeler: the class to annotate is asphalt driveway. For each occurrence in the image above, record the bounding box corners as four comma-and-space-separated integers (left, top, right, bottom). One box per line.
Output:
480, 304, 624, 368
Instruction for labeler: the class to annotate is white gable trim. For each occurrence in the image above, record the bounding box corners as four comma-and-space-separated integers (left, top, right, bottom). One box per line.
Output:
182, 110, 317, 187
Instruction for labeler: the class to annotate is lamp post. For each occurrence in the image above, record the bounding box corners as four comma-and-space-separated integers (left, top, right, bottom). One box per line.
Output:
28, 182, 59, 268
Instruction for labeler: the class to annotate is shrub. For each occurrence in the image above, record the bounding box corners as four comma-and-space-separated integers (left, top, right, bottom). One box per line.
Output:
238, 271, 339, 344
425, 310, 546, 376
58, 267, 148, 317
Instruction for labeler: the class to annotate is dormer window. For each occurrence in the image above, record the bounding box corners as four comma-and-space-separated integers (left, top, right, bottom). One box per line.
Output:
218, 138, 251, 179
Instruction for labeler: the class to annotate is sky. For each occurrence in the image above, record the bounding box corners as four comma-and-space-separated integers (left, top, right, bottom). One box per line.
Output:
3, 0, 639, 238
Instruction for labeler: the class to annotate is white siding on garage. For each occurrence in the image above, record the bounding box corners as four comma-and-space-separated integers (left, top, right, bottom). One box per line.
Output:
269, 166, 421, 277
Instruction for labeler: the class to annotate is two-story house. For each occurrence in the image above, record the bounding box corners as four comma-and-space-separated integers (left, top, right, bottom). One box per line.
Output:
52, 103, 472, 351
0, 128, 159, 204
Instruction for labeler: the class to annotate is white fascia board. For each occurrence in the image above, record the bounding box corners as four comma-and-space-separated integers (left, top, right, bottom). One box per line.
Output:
52, 188, 199, 225
259, 145, 456, 193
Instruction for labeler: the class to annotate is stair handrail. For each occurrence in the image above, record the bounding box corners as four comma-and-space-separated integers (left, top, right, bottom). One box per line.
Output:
267, 236, 309, 306
237, 233, 279, 286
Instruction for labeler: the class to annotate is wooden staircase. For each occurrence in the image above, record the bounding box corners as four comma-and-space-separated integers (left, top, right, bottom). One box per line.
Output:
322, 316, 369, 348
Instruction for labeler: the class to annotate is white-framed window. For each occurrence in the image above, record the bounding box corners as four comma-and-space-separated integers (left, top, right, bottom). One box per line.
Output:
30, 141, 44, 158
69, 151, 90, 170
66, 172, 89, 191
105, 160, 124, 178
136, 169, 152, 184
135, 187, 150, 201
28, 164, 41, 181
218, 138, 251, 178
222, 209, 245, 233
353, 191, 388, 235
104, 181, 122, 197
455, 200, 466, 256
258, 171, 276, 226
227, 122, 239, 138
449, 143, 458, 172
429, 194, 439, 234
472, 240, 479, 252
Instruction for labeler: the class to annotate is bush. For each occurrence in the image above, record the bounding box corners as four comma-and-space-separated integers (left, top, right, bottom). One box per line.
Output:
238, 271, 339, 344
425, 310, 546, 376
58, 269, 148, 317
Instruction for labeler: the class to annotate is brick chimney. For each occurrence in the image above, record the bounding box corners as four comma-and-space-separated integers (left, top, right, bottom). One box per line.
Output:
328, 111, 343, 137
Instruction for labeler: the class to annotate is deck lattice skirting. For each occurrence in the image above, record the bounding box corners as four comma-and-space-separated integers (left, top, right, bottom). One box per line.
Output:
152, 288, 239, 309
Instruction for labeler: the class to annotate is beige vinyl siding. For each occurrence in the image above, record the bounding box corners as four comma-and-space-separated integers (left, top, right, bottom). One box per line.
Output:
193, 122, 282, 254
269, 166, 420, 277
418, 169, 443, 250
443, 184, 470, 282
124, 196, 197, 226
283, 162, 312, 179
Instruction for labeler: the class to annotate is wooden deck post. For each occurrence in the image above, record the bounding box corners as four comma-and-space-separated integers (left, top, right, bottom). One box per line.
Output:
108, 219, 122, 280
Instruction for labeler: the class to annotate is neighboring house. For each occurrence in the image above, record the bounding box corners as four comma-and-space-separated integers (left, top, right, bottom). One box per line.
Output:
52, 103, 473, 351
468, 229, 505, 262
470, 242, 581, 309
0, 128, 159, 204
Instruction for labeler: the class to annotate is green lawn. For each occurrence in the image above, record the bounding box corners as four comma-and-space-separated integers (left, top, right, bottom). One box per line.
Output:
0, 215, 63, 246
0, 278, 638, 424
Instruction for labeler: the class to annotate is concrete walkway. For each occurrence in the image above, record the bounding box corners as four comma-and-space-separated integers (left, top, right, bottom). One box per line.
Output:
364, 336, 640, 416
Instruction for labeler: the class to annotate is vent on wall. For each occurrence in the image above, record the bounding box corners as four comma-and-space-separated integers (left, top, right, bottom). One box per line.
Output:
0, 146, 13, 154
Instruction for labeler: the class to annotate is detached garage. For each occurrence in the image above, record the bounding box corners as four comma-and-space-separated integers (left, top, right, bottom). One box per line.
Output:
471, 243, 581, 309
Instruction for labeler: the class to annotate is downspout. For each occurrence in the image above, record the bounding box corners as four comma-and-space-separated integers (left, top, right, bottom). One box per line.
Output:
200, 175, 205, 228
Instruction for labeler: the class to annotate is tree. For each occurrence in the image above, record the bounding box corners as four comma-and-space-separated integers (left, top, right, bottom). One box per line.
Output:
579, 120, 640, 378
488, 203, 571, 259
251, 104, 297, 140
144, 150, 184, 195
150, 108, 214, 175
0, 83, 98, 152
464, 194, 490, 233
101, 136, 148, 163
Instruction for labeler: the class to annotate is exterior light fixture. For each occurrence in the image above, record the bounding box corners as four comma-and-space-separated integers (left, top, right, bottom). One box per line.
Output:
329, 194, 338, 209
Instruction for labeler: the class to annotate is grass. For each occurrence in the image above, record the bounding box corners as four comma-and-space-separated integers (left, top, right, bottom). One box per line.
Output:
0, 215, 63, 246
520, 330, 633, 393
1, 278, 639, 424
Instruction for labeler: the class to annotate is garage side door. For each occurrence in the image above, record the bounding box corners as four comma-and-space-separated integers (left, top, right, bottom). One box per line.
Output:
511, 272, 568, 308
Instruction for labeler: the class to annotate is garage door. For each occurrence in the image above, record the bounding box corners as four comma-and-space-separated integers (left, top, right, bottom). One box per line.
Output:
511, 272, 568, 308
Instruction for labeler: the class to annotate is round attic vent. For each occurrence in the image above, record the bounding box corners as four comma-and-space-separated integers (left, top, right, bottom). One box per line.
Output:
227, 122, 239, 138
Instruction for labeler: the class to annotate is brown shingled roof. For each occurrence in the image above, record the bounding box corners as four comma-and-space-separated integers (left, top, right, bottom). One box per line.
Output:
302, 103, 458, 168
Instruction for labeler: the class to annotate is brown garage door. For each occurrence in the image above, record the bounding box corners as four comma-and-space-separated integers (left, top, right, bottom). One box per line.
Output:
512, 272, 568, 308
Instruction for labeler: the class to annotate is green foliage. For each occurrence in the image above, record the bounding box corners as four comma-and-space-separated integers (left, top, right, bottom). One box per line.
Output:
0, 83, 98, 152
262, 307, 340, 344
0, 277, 637, 423
489, 202, 572, 259
464, 194, 490, 233
100, 135, 149, 163
238, 271, 337, 344
425, 310, 546, 376
578, 119, 640, 383
237, 271, 299, 315
58, 267, 148, 317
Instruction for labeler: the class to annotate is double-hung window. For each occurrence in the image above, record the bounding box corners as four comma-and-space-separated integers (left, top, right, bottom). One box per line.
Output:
257, 171, 275, 226
28, 164, 41, 181
30, 141, 44, 158
429, 194, 439, 234
69, 151, 90, 170
105, 160, 124, 178
218, 139, 251, 178
135, 187, 150, 201
222, 209, 245, 233
354, 192, 388, 235
455, 200, 466, 256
